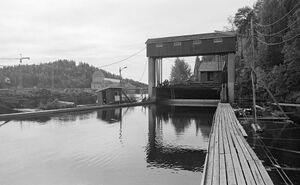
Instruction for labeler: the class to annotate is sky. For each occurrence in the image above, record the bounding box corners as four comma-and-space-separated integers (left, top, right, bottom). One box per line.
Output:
0, 0, 257, 83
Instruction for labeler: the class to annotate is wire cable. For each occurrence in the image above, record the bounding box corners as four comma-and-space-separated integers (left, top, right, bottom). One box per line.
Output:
99, 47, 146, 68
256, 18, 300, 37
255, 3, 300, 28
237, 105, 294, 185
255, 33, 300, 46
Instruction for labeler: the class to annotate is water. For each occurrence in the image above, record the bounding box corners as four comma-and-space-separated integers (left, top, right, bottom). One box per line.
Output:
244, 119, 300, 185
0, 105, 215, 185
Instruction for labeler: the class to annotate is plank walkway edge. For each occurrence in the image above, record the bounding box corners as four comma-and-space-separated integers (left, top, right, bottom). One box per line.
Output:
0, 101, 154, 120
201, 103, 274, 185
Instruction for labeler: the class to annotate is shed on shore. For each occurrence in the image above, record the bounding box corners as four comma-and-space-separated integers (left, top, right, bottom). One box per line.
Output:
96, 87, 131, 105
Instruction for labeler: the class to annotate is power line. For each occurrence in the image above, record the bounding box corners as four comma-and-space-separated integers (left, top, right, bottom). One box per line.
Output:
237, 105, 293, 185
255, 33, 300, 46
256, 18, 300, 37
99, 47, 146, 68
255, 2, 300, 28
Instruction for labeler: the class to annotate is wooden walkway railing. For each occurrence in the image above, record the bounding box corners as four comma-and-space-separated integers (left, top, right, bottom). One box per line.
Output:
201, 103, 274, 185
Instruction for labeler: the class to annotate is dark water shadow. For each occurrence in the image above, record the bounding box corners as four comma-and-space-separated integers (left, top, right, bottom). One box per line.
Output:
246, 120, 300, 185
97, 108, 122, 124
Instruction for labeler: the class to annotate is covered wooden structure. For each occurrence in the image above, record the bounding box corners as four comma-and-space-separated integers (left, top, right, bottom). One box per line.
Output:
96, 87, 131, 105
146, 31, 237, 103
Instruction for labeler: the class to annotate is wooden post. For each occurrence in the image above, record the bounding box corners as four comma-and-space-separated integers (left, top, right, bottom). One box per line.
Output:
227, 53, 235, 103
97, 92, 103, 105
251, 17, 258, 124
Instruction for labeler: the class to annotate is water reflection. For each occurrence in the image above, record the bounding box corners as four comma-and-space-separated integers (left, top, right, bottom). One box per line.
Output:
97, 108, 122, 123
5, 116, 52, 123
146, 106, 215, 172
0, 105, 215, 185
53, 111, 95, 123
156, 106, 213, 136
3, 111, 96, 125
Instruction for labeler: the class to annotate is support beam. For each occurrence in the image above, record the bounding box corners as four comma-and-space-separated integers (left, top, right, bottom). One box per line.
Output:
156, 58, 162, 85
155, 59, 159, 86
148, 57, 156, 100
160, 59, 163, 83
227, 53, 235, 103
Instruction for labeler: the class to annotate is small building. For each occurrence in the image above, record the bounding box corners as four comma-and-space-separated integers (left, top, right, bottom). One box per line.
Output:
96, 87, 131, 105
197, 61, 225, 83
91, 70, 105, 89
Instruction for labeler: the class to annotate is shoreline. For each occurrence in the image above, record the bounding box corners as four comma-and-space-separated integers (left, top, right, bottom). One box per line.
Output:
0, 101, 154, 120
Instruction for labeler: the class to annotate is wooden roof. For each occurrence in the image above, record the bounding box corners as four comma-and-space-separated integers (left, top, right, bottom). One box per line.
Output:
146, 31, 236, 44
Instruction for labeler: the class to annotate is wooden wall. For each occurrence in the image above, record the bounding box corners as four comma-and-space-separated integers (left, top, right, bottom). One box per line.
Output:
147, 37, 236, 58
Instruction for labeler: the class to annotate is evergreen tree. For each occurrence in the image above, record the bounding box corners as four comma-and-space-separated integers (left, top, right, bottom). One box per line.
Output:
170, 58, 191, 84
193, 56, 201, 80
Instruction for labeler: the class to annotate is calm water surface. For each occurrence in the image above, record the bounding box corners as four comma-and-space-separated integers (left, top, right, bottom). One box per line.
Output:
0, 105, 215, 185
244, 119, 300, 185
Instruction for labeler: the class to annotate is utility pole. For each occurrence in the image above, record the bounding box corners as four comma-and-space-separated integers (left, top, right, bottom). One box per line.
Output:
0, 54, 30, 89
119, 66, 127, 86
250, 17, 258, 124
52, 63, 54, 89
18, 54, 30, 89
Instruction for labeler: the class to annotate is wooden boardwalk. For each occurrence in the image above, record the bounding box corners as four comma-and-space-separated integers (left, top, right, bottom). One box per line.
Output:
201, 103, 274, 185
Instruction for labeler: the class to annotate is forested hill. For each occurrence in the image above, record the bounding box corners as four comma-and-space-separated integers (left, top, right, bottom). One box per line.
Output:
0, 60, 147, 89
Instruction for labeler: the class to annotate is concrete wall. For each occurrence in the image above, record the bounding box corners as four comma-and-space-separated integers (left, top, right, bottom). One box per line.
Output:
148, 58, 156, 100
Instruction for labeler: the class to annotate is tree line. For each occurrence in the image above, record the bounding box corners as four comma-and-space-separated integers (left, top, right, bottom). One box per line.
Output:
0, 59, 147, 89
233, 0, 299, 103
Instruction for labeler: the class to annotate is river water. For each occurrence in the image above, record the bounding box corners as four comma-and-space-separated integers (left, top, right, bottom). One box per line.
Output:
244, 119, 300, 185
0, 105, 215, 185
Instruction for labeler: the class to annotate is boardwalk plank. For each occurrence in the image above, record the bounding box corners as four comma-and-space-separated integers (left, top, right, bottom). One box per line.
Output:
228, 105, 276, 185
201, 103, 274, 185
222, 111, 230, 154
219, 110, 224, 154
204, 110, 218, 185
224, 111, 247, 185
212, 108, 220, 185
255, 160, 274, 185
227, 105, 273, 185
222, 109, 237, 185
219, 110, 227, 184
219, 154, 227, 184
228, 119, 266, 185
225, 153, 237, 185
227, 106, 248, 137
226, 105, 259, 161
205, 131, 215, 185
227, 113, 257, 185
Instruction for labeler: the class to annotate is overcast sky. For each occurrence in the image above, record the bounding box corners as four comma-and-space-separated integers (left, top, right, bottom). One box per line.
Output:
0, 0, 257, 83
